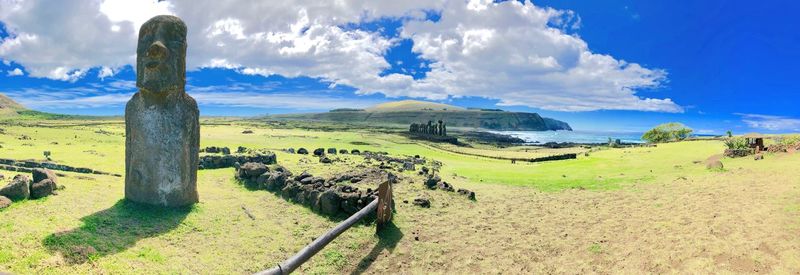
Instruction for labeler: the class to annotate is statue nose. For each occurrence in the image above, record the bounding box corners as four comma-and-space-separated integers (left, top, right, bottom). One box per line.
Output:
147, 41, 168, 59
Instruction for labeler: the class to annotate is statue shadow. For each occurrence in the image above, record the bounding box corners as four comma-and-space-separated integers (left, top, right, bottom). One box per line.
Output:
42, 199, 192, 264
350, 221, 403, 275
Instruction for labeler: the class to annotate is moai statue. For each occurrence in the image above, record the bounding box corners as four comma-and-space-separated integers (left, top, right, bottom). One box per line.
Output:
427, 120, 433, 135
437, 120, 443, 136
409, 123, 414, 133
125, 15, 199, 207
442, 123, 447, 136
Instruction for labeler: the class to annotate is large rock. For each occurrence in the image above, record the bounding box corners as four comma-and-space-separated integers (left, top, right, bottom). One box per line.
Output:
313, 148, 325, 156
125, 15, 199, 207
424, 175, 441, 189
327, 148, 337, 155
0, 175, 30, 201
319, 190, 341, 215
263, 172, 288, 191
297, 148, 308, 154
30, 179, 54, 199
0, 195, 10, 209
241, 162, 268, 177
32, 168, 58, 189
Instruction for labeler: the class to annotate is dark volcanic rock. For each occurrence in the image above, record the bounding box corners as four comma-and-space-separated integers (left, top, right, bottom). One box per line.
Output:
327, 148, 337, 155
319, 190, 341, 215
0, 175, 30, 201
413, 198, 431, 208
32, 168, 58, 189
320, 156, 332, 164
351, 149, 360, 155
297, 148, 309, 154
457, 188, 476, 200
424, 175, 441, 189
339, 149, 348, 154
241, 162, 268, 177
30, 179, 55, 199
437, 181, 455, 192
295, 171, 312, 182
313, 148, 325, 156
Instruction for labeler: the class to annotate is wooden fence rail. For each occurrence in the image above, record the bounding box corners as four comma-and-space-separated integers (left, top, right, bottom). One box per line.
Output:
255, 181, 393, 275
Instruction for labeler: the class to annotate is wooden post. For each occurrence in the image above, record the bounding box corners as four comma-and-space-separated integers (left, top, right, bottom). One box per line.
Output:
376, 180, 393, 232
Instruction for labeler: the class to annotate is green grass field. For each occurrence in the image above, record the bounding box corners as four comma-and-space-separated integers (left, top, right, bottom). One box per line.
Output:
1, 115, 799, 274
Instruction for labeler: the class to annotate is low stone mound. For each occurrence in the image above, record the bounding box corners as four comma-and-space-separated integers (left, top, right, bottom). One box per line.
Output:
327, 148, 337, 154
313, 148, 325, 156
199, 149, 276, 169
422, 174, 476, 200
297, 148, 309, 154
235, 164, 387, 216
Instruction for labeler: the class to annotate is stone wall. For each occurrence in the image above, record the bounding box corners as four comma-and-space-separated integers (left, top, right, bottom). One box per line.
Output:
0, 158, 119, 177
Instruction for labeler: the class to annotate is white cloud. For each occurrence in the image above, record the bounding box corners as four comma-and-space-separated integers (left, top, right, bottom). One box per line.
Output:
737, 113, 800, 132
3, 83, 381, 111
6, 67, 23, 76
0, 0, 681, 112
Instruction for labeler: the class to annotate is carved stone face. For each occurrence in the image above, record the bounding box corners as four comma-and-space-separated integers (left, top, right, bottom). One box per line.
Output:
136, 15, 187, 95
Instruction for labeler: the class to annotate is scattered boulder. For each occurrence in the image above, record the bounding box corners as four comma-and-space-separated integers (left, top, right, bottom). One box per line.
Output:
30, 179, 54, 199
320, 156, 332, 164
221, 147, 231, 155
287, 148, 296, 154
242, 130, 254, 134
351, 149, 360, 155
297, 148, 308, 154
424, 175, 441, 189
339, 149, 348, 154
754, 153, 764, 160
457, 188, 476, 200
237, 146, 248, 153
413, 198, 430, 208
327, 148, 337, 155
402, 161, 415, 171
0, 175, 30, 201
313, 148, 325, 156
706, 160, 724, 170
32, 168, 58, 188
0, 195, 10, 209
437, 181, 455, 192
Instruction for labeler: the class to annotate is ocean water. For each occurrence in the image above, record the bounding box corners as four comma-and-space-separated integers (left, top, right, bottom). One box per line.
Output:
493, 130, 645, 144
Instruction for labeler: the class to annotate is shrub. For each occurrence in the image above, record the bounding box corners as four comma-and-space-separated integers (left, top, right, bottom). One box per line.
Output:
641, 122, 693, 143
724, 137, 749, 150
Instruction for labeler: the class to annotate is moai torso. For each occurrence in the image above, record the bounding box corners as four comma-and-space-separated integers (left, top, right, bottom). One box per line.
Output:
125, 15, 199, 207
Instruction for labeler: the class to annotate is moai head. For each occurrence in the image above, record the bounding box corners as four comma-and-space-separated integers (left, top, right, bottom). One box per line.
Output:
136, 15, 187, 96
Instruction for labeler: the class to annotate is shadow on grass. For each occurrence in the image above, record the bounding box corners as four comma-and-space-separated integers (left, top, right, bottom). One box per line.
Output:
350, 221, 403, 275
42, 199, 192, 264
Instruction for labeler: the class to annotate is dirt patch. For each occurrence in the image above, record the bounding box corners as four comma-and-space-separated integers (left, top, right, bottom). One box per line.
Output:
348, 158, 800, 274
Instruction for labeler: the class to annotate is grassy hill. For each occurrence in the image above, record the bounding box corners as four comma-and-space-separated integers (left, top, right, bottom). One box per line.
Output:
0, 94, 26, 116
272, 100, 572, 131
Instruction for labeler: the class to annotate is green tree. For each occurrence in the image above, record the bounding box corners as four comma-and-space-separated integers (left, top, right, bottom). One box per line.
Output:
641, 122, 693, 143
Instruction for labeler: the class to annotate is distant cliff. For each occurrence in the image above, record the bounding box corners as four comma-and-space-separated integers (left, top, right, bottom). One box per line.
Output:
269, 100, 572, 131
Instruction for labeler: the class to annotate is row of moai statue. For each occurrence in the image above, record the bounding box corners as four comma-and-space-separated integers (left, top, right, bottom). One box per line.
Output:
409, 120, 447, 136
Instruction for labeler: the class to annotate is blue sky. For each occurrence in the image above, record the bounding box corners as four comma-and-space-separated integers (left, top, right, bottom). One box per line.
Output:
1, 0, 799, 134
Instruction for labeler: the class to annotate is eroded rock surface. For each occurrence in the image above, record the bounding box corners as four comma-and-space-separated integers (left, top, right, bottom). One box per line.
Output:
125, 15, 199, 207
